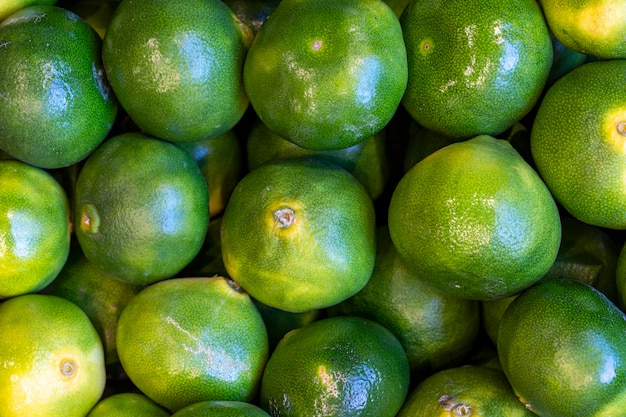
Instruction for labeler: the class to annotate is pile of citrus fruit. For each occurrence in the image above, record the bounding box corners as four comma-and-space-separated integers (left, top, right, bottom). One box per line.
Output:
2, 0, 626, 415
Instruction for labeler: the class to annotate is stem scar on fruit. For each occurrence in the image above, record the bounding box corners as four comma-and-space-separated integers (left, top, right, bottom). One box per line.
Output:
617, 121, 626, 136
312, 39, 323, 51
60, 360, 76, 378
419, 38, 434, 56
274, 207, 296, 228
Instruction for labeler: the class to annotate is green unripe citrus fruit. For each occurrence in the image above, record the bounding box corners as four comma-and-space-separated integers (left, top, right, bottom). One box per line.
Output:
74, 132, 209, 285
400, 0, 552, 139
244, 0, 407, 150
102, 0, 251, 142
0, 5, 117, 168
388, 135, 561, 300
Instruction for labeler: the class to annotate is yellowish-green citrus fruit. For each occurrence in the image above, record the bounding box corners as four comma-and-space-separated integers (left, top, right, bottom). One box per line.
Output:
74, 132, 209, 285
0, 294, 106, 417
329, 226, 481, 377
498, 278, 626, 416
116, 276, 269, 412
400, 0, 552, 139
220, 157, 376, 312
260, 316, 410, 417
0, 0, 56, 21
530, 59, 626, 229
44, 241, 142, 375
0, 160, 71, 298
0, 5, 117, 168
539, 0, 626, 59
397, 365, 536, 416
175, 129, 244, 218
388, 135, 562, 300
246, 118, 390, 200
243, 0, 407, 150
171, 400, 270, 417
87, 393, 170, 417
102, 0, 251, 142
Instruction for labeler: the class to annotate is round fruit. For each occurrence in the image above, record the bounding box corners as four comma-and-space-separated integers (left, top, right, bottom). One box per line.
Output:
329, 226, 481, 377
531, 59, 626, 229
44, 242, 142, 373
73, 132, 209, 285
498, 278, 626, 416
87, 393, 170, 417
243, 0, 407, 150
0, 5, 117, 168
116, 276, 269, 412
0, 294, 106, 417
539, 0, 626, 59
260, 316, 410, 417
102, 0, 251, 142
0, 160, 71, 298
388, 135, 562, 300
171, 400, 270, 417
400, 0, 552, 139
246, 118, 390, 200
220, 157, 376, 312
397, 365, 536, 416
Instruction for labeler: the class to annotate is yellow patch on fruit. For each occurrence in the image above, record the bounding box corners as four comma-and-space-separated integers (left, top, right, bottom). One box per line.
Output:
602, 106, 626, 153
419, 38, 434, 56
571, 1, 625, 45
267, 200, 305, 237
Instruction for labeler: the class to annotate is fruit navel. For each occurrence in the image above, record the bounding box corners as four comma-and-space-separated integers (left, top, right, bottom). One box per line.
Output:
617, 121, 626, 136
